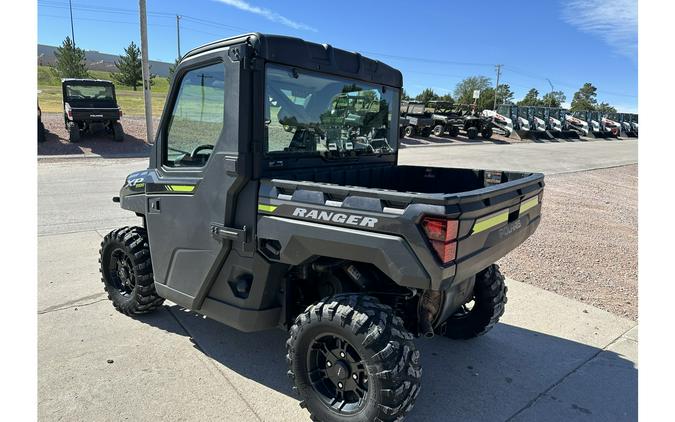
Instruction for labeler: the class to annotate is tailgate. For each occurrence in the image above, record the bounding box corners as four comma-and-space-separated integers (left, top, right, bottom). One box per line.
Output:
71, 107, 121, 121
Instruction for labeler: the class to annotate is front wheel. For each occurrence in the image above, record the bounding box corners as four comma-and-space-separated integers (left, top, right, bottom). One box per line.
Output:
432, 124, 445, 136
287, 294, 421, 422
466, 126, 479, 139
438, 264, 507, 339
404, 125, 415, 138
99, 227, 164, 315
481, 127, 493, 139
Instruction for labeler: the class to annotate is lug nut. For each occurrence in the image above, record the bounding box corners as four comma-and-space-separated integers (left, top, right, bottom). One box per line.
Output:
337, 382, 343, 389
326, 361, 332, 367
340, 352, 345, 358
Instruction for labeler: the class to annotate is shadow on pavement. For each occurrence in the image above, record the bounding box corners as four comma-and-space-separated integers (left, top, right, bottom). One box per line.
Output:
135, 305, 637, 422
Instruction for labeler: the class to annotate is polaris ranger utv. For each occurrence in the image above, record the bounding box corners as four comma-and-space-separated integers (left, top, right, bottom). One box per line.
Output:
400, 100, 433, 137
99, 34, 544, 422
62, 78, 124, 142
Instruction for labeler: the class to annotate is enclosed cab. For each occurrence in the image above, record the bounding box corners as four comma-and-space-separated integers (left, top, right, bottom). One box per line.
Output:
400, 100, 433, 137
61, 78, 124, 142
100, 33, 544, 422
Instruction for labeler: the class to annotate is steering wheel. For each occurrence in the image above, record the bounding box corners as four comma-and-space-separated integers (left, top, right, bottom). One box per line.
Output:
191, 144, 214, 157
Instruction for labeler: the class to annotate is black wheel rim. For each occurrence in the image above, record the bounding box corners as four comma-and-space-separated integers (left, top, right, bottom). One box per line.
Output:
107, 248, 135, 295
307, 333, 368, 414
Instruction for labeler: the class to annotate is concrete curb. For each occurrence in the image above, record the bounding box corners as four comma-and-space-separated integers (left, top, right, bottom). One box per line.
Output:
37, 152, 150, 162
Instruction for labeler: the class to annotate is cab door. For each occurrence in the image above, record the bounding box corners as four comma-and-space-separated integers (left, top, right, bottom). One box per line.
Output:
144, 49, 248, 309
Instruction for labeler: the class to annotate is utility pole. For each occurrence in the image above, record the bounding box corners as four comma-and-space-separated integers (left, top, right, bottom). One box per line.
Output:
493, 64, 502, 110
68, 0, 75, 45
139, 0, 154, 144
176, 15, 181, 59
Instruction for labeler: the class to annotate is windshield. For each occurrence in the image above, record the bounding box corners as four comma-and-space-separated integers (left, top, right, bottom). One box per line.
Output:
65, 84, 114, 102
265, 65, 398, 157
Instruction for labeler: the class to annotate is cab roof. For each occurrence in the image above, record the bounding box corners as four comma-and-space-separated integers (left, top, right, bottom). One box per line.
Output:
61, 78, 114, 85
182, 33, 402, 88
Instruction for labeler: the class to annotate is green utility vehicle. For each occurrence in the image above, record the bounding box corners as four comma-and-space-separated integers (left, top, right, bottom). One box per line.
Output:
99, 34, 544, 422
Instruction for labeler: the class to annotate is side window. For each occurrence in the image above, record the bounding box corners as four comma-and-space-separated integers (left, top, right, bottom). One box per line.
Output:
164, 62, 225, 167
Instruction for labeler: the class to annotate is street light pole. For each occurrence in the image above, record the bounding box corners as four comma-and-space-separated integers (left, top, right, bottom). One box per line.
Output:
139, 0, 154, 144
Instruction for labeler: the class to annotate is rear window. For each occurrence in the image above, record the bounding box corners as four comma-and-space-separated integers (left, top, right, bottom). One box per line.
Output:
65, 84, 114, 102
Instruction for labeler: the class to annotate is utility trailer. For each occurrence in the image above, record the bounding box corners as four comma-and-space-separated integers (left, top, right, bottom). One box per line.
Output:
400, 100, 433, 137
98, 33, 544, 422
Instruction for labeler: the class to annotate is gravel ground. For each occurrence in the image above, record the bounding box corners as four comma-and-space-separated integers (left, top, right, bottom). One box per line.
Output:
38, 113, 157, 156
498, 164, 638, 320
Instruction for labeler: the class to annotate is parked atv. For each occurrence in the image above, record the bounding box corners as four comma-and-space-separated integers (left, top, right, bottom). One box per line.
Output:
99, 34, 544, 422
426, 100, 461, 136
62, 78, 124, 142
400, 100, 433, 137
454, 104, 493, 139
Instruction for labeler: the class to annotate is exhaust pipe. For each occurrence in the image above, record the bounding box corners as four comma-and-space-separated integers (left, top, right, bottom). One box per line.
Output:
418, 290, 443, 338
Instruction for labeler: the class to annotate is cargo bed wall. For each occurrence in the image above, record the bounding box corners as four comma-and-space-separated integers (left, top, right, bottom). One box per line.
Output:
263, 164, 499, 195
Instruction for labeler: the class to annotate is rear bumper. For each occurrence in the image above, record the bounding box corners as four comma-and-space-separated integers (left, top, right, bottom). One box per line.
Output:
70, 108, 121, 122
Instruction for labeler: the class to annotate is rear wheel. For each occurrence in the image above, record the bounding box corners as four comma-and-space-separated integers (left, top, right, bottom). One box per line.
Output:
404, 125, 415, 138
466, 126, 478, 139
68, 122, 80, 143
432, 124, 445, 136
112, 121, 125, 142
99, 226, 164, 315
481, 127, 493, 139
439, 264, 507, 339
287, 294, 421, 422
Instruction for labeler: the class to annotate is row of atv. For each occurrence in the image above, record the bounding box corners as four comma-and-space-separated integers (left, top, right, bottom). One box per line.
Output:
486, 104, 639, 141
400, 100, 498, 140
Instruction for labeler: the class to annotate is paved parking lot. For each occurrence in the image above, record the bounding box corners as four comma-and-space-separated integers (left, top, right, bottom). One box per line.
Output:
38, 141, 638, 421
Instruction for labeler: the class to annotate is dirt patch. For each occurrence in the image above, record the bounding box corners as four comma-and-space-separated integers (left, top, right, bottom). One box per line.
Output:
498, 164, 638, 320
38, 113, 158, 157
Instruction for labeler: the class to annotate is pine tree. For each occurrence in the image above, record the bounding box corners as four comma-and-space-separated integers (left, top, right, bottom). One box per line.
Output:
112, 42, 143, 90
53, 36, 89, 79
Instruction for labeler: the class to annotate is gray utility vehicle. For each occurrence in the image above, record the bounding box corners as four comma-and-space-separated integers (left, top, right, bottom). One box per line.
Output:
453, 104, 493, 140
427, 100, 461, 136
99, 33, 544, 422
400, 100, 433, 137
62, 78, 124, 142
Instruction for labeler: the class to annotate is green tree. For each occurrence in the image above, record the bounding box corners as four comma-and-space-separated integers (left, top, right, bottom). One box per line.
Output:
596, 102, 617, 113
495, 84, 515, 105
112, 42, 144, 90
570, 83, 598, 112
401, 88, 410, 100
167, 58, 180, 81
453, 76, 491, 104
517, 88, 542, 106
415, 88, 439, 103
438, 93, 454, 103
53, 36, 89, 78
541, 90, 567, 107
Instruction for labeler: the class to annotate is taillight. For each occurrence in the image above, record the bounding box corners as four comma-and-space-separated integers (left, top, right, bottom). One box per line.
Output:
421, 216, 459, 264
65, 102, 72, 120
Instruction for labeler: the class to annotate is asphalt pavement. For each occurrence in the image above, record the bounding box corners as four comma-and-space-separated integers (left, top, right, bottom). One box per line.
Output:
38, 140, 638, 421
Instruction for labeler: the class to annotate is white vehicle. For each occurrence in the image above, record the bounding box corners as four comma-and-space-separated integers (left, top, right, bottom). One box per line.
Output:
481, 109, 513, 137
564, 113, 590, 137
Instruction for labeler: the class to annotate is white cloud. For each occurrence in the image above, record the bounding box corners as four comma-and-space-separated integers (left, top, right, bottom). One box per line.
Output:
214, 0, 317, 32
561, 0, 637, 60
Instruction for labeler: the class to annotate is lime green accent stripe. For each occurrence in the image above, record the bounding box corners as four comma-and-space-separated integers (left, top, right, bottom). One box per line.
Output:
258, 204, 278, 213
519, 196, 539, 214
472, 211, 509, 234
135, 183, 145, 188
168, 185, 195, 193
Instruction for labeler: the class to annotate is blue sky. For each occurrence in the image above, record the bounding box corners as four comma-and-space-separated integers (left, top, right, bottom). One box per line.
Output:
38, 0, 638, 112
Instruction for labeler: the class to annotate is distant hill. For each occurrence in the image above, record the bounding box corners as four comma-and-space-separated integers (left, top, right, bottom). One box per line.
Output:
37, 44, 171, 77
